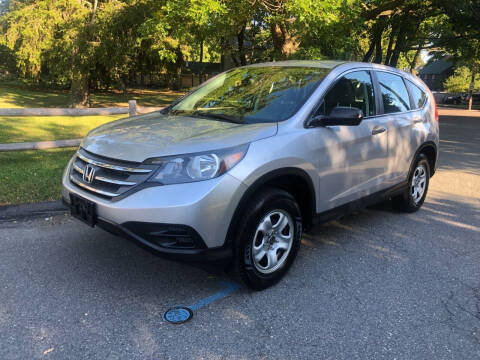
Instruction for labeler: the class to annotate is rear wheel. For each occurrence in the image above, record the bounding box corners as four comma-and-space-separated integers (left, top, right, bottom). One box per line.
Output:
392, 153, 430, 212
231, 188, 302, 290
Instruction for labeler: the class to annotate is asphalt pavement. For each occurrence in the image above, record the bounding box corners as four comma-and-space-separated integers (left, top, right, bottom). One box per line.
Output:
1, 110, 479, 359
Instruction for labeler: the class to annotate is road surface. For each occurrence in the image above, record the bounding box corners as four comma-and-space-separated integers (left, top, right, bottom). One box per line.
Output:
1, 110, 479, 359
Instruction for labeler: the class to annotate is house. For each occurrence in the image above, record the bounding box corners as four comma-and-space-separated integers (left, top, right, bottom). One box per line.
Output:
417, 59, 454, 91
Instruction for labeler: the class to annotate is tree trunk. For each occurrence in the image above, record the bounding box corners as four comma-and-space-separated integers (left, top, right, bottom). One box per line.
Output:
70, 72, 89, 108
373, 29, 383, 64
237, 24, 247, 66
199, 39, 204, 83
363, 41, 375, 62
69, 45, 89, 108
270, 23, 285, 60
409, 46, 422, 73
468, 70, 475, 110
388, 24, 408, 67
69, 0, 97, 107
230, 53, 240, 67
90, 0, 98, 24
119, 75, 128, 96
384, 25, 397, 66
364, 17, 385, 64
220, 37, 226, 72
174, 46, 184, 90
270, 21, 298, 60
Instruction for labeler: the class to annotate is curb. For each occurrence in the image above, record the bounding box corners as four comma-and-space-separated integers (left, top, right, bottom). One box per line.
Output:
0, 107, 129, 116
0, 200, 68, 221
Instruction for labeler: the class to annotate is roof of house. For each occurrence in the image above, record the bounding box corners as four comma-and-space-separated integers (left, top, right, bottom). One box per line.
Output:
418, 59, 453, 75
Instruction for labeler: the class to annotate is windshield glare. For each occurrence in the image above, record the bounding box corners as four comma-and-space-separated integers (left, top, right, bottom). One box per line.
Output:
170, 66, 331, 124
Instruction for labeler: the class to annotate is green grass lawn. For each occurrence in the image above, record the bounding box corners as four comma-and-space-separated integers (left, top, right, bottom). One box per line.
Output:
0, 148, 76, 205
0, 80, 184, 108
0, 114, 125, 143
0, 81, 185, 205
0, 81, 184, 144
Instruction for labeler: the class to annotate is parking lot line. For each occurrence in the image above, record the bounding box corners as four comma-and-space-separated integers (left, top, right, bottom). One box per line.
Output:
162, 280, 241, 323
188, 280, 241, 311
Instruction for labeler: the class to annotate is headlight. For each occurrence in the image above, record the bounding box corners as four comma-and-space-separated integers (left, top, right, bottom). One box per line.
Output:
145, 144, 249, 184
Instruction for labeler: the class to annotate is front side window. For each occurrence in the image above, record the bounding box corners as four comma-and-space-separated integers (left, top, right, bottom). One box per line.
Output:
316, 70, 376, 117
406, 80, 427, 109
169, 66, 331, 124
377, 71, 411, 113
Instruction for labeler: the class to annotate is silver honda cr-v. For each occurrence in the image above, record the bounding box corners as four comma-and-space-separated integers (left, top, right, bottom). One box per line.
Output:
62, 60, 439, 289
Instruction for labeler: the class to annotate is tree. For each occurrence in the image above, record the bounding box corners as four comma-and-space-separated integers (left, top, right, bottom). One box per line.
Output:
444, 66, 480, 93
437, 0, 480, 109
358, 0, 444, 68
0, 0, 94, 105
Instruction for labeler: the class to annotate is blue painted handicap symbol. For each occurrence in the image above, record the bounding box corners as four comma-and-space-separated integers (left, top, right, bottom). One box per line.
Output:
163, 307, 193, 324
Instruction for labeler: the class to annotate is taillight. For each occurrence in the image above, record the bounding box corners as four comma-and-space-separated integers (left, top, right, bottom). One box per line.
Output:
433, 98, 439, 121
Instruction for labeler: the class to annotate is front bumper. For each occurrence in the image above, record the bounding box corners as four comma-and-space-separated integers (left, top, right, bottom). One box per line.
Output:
62, 158, 247, 259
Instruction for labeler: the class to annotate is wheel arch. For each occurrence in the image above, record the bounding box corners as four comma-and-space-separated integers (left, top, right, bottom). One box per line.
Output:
225, 168, 316, 247
413, 141, 438, 177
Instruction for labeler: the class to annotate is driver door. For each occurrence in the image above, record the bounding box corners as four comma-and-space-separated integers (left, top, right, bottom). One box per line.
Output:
312, 70, 390, 212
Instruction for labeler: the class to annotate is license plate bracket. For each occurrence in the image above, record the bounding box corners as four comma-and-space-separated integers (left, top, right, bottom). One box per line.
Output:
69, 193, 97, 227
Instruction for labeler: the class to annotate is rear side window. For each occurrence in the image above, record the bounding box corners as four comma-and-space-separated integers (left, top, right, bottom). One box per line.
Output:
318, 70, 376, 117
406, 80, 427, 109
376, 71, 410, 113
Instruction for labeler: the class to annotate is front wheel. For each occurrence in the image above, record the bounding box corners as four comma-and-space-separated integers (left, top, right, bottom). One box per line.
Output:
392, 153, 430, 212
231, 188, 302, 290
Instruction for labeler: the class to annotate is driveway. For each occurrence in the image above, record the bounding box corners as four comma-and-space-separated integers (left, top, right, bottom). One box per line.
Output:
1, 110, 479, 359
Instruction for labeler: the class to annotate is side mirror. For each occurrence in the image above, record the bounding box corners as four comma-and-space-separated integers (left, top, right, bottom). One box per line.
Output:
307, 107, 364, 127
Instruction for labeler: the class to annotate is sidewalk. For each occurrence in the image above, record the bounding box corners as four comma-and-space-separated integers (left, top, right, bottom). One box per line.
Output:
438, 107, 480, 117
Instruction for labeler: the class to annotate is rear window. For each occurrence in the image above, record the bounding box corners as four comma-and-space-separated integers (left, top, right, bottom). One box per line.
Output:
406, 80, 427, 109
376, 71, 411, 114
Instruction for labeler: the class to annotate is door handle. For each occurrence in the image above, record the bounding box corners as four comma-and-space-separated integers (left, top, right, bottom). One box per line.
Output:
413, 118, 423, 124
372, 127, 386, 135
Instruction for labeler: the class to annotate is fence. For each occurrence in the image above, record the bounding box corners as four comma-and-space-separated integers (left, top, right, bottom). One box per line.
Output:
0, 100, 162, 117
0, 100, 163, 152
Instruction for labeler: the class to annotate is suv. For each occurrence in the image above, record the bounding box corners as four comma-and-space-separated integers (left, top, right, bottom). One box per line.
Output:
63, 61, 439, 290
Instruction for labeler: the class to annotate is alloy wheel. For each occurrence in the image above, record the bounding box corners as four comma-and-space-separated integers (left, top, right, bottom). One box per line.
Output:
252, 210, 294, 274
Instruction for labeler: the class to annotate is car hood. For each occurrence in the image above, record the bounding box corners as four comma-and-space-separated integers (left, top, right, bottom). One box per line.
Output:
81, 112, 278, 162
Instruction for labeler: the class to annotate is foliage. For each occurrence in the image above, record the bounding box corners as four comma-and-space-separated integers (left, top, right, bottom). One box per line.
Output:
0, 0, 479, 105
444, 67, 480, 94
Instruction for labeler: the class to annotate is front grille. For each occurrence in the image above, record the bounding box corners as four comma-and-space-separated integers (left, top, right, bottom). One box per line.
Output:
70, 148, 156, 199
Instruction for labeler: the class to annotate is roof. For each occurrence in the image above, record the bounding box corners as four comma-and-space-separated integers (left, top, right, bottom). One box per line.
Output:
418, 59, 453, 75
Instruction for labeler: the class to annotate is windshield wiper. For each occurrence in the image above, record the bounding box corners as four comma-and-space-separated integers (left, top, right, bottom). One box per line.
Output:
190, 111, 243, 124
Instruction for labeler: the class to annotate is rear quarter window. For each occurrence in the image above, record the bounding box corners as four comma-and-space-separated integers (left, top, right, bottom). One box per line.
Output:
376, 71, 411, 114
406, 80, 427, 109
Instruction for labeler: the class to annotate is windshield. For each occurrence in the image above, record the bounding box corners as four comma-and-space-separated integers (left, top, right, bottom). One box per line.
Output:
169, 66, 331, 124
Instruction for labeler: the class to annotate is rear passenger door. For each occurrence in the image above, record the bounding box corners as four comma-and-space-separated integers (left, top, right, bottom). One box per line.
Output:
313, 70, 390, 211
373, 71, 424, 182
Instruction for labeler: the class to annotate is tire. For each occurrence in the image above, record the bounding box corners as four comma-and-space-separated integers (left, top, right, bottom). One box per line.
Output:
392, 153, 430, 213
231, 187, 303, 290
